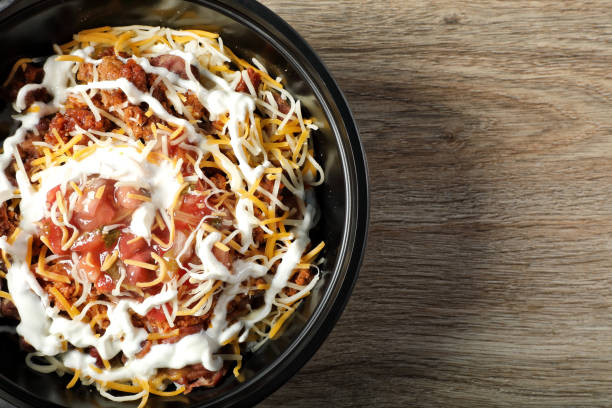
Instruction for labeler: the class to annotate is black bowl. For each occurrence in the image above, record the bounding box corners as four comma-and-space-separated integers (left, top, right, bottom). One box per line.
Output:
0, 1, 368, 407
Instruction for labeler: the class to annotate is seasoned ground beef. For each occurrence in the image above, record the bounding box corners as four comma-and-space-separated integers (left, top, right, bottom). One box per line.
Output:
47, 109, 111, 144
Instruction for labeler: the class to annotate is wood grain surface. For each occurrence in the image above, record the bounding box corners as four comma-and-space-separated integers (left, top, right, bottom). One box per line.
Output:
257, 1, 612, 407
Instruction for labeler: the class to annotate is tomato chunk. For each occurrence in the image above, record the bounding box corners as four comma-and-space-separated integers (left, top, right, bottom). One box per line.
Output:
115, 186, 147, 210
77, 253, 101, 283
125, 250, 155, 285
146, 304, 171, 323
39, 218, 67, 255
71, 179, 117, 232
46, 185, 61, 208
181, 193, 210, 217
118, 232, 149, 259
71, 230, 106, 253
96, 273, 115, 293
174, 192, 210, 231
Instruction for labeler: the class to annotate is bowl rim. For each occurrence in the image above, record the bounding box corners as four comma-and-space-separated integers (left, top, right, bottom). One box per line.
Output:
0, 0, 370, 406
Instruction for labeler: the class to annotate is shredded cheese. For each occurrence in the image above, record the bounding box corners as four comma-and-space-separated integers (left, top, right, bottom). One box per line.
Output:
7, 228, 21, 245
55, 55, 84, 63
214, 241, 230, 252
95, 185, 106, 199
176, 281, 222, 316
70, 181, 83, 196
149, 384, 186, 397
101, 250, 119, 271
147, 328, 179, 341
0, 290, 13, 301
89, 312, 107, 329
126, 192, 151, 202
302, 241, 325, 264
269, 301, 301, 339
2, 58, 33, 87
36, 246, 70, 283
123, 259, 158, 270
48, 287, 80, 319
66, 370, 80, 389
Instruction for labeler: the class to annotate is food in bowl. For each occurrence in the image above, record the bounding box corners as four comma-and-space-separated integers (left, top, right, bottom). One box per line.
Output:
0, 25, 324, 406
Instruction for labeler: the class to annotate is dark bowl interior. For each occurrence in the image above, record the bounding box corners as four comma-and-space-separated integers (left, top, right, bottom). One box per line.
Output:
0, 0, 368, 407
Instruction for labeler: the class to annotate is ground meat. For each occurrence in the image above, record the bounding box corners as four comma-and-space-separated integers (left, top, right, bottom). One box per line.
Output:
46, 281, 76, 311
97, 56, 128, 107
95, 57, 147, 108
164, 364, 226, 393
209, 173, 227, 190
3, 166, 16, 188
19, 337, 35, 352
36, 116, 51, 134
18, 133, 42, 174
147, 74, 172, 111
0, 202, 18, 238
160, 324, 205, 345
101, 89, 126, 108
121, 105, 152, 139
235, 67, 261, 93
184, 92, 207, 120
175, 315, 209, 328
86, 303, 110, 332
2, 64, 44, 102
257, 176, 283, 206
131, 313, 145, 328
64, 95, 90, 110
259, 177, 275, 194
22, 88, 51, 109
273, 92, 291, 115
293, 268, 313, 286
281, 189, 298, 212
88, 347, 104, 368
47, 109, 111, 144
95, 47, 129, 59
149, 55, 198, 80
273, 92, 291, 114
77, 63, 94, 83
135, 340, 152, 358
0, 298, 19, 320
226, 293, 249, 322
285, 268, 314, 296
121, 59, 148, 92
252, 226, 265, 246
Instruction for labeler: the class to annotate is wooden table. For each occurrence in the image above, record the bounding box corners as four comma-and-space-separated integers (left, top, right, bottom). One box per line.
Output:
258, 1, 612, 407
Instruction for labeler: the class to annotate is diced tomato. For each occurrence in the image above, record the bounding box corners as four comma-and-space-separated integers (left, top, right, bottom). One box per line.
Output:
117, 232, 158, 285
146, 304, 171, 323
125, 250, 155, 285
71, 179, 117, 232
77, 253, 101, 283
88, 347, 104, 368
118, 232, 149, 259
174, 192, 210, 231
46, 185, 61, 208
95, 273, 115, 293
148, 225, 169, 256
167, 143, 180, 158
171, 230, 193, 260
180, 193, 210, 217
39, 218, 67, 255
114, 186, 145, 210
71, 230, 105, 253
212, 245, 232, 269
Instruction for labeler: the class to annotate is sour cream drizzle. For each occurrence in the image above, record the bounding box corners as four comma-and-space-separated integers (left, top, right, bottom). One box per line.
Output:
0, 30, 318, 386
